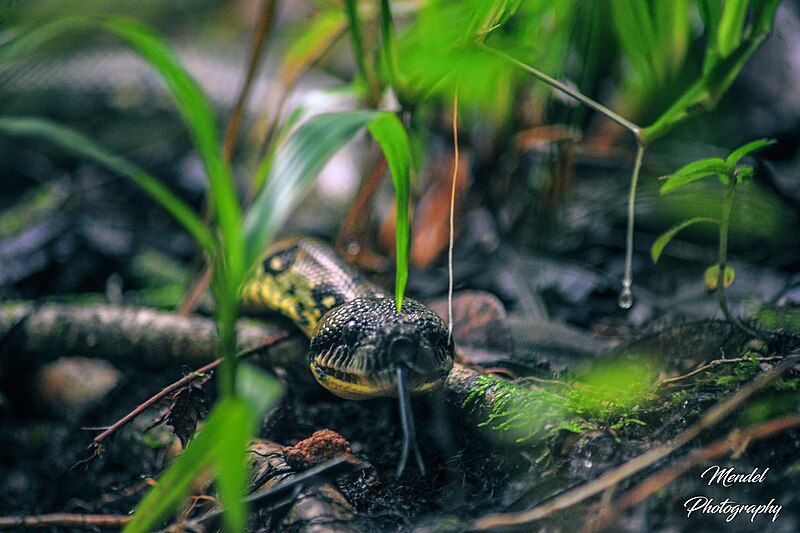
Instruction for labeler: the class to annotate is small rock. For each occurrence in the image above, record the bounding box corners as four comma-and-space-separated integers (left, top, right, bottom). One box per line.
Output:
36, 357, 121, 419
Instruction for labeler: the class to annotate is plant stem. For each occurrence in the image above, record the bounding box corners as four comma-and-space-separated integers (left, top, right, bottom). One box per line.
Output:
345, 0, 380, 105
619, 142, 644, 309
479, 44, 647, 308
478, 44, 642, 140
717, 178, 759, 337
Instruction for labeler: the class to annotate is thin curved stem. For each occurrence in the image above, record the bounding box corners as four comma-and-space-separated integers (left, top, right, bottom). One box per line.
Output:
717, 179, 760, 338
478, 44, 642, 139
619, 143, 644, 308
447, 87, 460, 341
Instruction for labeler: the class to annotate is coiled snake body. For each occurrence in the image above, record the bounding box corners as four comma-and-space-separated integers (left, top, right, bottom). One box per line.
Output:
242, 238, 455, 473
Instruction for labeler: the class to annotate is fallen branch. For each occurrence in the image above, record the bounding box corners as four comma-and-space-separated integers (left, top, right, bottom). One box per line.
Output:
0, 513, 131, 529
0, 302, 292, 369
586, 413, 800, 531
464, 353, 800, 531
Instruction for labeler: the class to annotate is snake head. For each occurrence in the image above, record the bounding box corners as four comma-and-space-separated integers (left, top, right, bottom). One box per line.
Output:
309, 296, 455, 400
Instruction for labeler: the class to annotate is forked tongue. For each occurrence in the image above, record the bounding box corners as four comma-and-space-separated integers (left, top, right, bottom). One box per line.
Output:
395, 364, 425, 477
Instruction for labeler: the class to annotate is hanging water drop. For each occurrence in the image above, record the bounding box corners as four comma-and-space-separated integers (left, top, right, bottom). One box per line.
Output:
618, 281, 633, 309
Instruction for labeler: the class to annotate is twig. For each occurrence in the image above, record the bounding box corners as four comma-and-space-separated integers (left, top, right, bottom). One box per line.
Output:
659, 355, 782, 386
618, 143, 644, 309
222, 0, 279, 161
586, 413, 800, 531
192, 456, 360, 527
88, 332, 287, 448
90, 358, 220, 447
465, 353, 800, 530
0, 513, 131, 529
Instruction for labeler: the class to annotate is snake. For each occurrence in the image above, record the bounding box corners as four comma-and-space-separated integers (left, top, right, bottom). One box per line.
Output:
242, 237, 455, 475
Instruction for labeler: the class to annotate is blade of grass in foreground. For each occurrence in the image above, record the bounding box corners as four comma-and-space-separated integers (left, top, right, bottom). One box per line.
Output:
0, 117, 217, 256
122, 399, 250, 533
101, 17, 245, 283
243, 110, 412, 308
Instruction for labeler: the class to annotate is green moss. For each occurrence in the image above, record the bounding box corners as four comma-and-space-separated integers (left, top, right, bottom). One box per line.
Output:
462, 375, 587, 444
462, 362, 658, 444
754, 306, 800, 334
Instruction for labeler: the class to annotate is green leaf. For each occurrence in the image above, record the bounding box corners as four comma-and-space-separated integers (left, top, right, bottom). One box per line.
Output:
726, 138, 776, 166
243, 111, 412, 308
344, 0, 372, 94
670, 157, 730, 177
212, 398, 255, 533
467, 0, 524, 43
705, 264, 735, 291
123, 399, 237, 533
236, 363, 283, 416
697, 0, 723, 47
101, 17, 245, 283
659, 157, 731, 194
252, 105, 307, 192
282, 10, 346, 87
659, 171, 718, 194
366, 113, 411, 310
651, 217, 719, 262
0, 117, 216, 256
735, 164, 754, 182
716, 0, 749, 56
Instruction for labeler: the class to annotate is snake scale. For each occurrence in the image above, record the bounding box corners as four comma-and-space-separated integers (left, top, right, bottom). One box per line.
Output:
242, 237, 456, 474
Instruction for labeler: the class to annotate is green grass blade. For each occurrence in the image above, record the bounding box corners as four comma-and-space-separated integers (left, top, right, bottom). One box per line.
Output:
212, 398, 254, 533
726, 138, 776, 166
244, 111, 374, 267
366, 113, 411, 310
651, 217, 719, 263
0, 17, 91, 63
101, 17, 244, 282
0, 117, 216, 256
252, 106, 307, 192
123, 399, 236, 533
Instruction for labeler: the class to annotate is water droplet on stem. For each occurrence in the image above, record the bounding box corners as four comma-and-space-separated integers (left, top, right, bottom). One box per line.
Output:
618, 281, 633, 309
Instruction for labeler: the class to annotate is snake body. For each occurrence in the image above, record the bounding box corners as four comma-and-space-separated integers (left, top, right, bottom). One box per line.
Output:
242, 238, 455, 400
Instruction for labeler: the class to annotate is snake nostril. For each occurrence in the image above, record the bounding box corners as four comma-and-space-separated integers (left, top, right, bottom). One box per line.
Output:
387, 335, 435, 374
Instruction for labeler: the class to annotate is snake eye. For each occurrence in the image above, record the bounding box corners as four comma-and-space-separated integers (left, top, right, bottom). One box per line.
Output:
342, 318, 359, 344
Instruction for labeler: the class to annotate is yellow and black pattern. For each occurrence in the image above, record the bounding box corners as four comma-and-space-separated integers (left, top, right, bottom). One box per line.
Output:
242, 238, 455, 400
